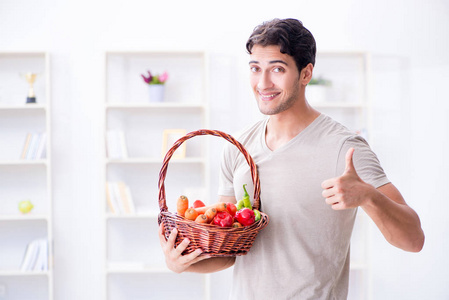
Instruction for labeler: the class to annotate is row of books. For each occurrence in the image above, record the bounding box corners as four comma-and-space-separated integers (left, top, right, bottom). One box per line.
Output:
20, 239, 48, 271
106, 130, 128, 159
106, 181, 135, 214
20, 132, 47, 160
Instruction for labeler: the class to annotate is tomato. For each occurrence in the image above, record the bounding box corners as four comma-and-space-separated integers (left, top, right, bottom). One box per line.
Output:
193, 200, 205, 208
226, 202, 237, 217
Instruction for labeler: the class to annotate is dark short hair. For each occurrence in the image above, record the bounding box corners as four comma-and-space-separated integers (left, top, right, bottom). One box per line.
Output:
246, 18, 316, 73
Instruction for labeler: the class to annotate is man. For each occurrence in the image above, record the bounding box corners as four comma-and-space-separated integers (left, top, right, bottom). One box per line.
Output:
159, 18, 424, 299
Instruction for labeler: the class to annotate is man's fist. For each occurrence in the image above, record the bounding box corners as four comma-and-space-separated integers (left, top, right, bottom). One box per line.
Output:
321, 148, 372, 210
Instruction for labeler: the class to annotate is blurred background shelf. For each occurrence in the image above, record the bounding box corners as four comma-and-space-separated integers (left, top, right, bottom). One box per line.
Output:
0, 52, 53, 300
103, 50, 211, 299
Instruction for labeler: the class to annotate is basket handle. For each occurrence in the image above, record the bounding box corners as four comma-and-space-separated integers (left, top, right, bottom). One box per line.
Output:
158, 129, 261, 213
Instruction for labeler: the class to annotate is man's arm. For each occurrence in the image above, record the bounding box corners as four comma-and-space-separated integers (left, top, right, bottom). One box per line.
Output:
322, 148, 425, 252
361, 182, 424, 252
158, 196, 237, 273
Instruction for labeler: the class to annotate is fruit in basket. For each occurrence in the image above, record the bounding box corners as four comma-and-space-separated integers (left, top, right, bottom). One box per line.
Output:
253, 209, 261, 222
212, 211, 234, 227
18, 200, 34, 214
177, 195, 189, 217
185, 207, 198, 221
226, 202, 237, 217
193, 200, 205, 208
235, 208, 255, 226
194, 202, 227, 214
195, 214, 208, 224
205, 207, 217, 222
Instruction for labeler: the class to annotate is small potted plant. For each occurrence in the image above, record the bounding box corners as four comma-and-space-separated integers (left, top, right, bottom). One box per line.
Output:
306, 76, 331, 103
141, 70, 169, 102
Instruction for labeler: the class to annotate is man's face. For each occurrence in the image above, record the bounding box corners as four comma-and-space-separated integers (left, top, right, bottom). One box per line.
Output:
249, 45, 301, 116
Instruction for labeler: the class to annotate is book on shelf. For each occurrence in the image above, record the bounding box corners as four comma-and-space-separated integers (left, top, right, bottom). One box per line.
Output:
20, 239, 48, 271
20, 132, 47, 160
106, 181, 135, 215
106, 130, 128, 159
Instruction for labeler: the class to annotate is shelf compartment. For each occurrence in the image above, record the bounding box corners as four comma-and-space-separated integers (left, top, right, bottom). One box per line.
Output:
107, 109, 206, 159
107, 218, 163, 266
0, 164, 49, 215
107, 272, 207, 300
0, 109, 47, 161
106, 51, 206, 105
106, 163, 205, 215
0, 219, 48, 271
0, 52, 48, 106
0, 273, 49, 300
313, 52, 367, 104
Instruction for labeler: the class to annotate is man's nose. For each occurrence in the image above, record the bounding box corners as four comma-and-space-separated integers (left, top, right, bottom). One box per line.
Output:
257, 72, 274, 90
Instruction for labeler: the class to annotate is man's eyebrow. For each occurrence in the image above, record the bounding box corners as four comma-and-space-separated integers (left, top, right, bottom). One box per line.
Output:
269, 60, 288, 65
248, 60, 288, 65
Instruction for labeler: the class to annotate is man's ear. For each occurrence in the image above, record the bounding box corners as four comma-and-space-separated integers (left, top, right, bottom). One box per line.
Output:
300, 63, 314, 85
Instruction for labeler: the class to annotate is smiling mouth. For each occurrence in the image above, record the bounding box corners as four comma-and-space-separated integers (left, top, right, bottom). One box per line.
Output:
259, 92, 280, 101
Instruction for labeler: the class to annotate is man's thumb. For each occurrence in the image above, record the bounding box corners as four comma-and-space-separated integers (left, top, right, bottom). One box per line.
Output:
344, 147, 356, 174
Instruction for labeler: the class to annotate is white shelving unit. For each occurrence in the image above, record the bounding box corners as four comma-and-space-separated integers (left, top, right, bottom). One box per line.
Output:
0, 52, 53, 300
311, 51, 372, 300
103, 51, 211, 300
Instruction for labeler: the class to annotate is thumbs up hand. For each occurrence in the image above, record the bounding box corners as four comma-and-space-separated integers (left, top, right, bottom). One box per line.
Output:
321, 148, 373, 210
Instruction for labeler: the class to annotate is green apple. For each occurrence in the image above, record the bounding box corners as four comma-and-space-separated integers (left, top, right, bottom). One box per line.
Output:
18, 200, 34, 214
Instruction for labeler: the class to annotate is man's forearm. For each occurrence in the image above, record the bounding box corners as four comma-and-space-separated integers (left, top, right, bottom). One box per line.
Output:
187, 256, 236, 273
361, 184, 424, 252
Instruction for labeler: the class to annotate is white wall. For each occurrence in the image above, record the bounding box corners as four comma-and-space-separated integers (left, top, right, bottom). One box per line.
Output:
1, 0, 448, 299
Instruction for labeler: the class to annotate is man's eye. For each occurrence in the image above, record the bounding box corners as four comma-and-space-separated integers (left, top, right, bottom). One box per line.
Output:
250, 66, 259, 72
273, 67, 284, 73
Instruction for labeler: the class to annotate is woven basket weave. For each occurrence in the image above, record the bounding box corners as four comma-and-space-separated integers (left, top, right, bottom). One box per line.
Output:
158, 129, 269, 257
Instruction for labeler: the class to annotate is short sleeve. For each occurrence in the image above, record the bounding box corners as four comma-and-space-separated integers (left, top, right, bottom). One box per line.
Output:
337, 135, 390, 189
217, 142, 237, 197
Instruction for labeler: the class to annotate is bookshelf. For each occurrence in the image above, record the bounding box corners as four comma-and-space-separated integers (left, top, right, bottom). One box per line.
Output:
103, 51, 211, 299
0, 52, 53, 300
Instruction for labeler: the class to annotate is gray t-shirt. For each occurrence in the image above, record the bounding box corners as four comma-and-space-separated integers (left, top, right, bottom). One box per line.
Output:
218, 114, 390, 300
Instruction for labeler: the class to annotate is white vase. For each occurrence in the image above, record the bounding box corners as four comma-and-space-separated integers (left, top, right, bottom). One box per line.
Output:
148, 84, 165, 103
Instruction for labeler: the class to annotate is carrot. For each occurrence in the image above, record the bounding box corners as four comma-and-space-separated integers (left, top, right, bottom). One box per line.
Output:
194, 202, 227, 215
205, 207, 217, 222
195, 214, 208, 224
185, 207, 198, 221
176, 195, 189, 217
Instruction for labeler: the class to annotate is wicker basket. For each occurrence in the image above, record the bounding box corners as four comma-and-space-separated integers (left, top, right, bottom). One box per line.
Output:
158, 129, 269, 257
